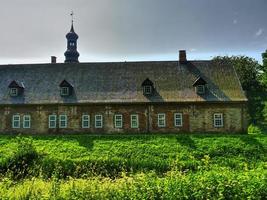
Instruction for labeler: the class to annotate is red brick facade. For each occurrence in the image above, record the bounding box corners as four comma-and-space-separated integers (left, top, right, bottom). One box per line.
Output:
0, 102, 248, 134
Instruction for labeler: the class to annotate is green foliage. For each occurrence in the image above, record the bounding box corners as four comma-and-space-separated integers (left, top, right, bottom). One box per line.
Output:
213, 56, 261, 91
0, 136, 39, 179
261, 50, 267, 87
0, 169, 266, 199
0, 134, 266, 198
248, 124, 263, 134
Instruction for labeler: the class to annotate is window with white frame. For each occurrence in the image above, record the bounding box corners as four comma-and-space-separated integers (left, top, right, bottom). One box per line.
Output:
82, 115, 90, 128
213, 113, 223, 128
196, 85, 205, 94
23, 115, 31, 128
12, 114, 20, 128
59, 115, 67, 128
95, 115, 103, 128
143, 85, 152, 95
158, 113, 166, 127
10, 88, 18, 96
114, 114, 123, 128
131, 114, 139, 128
174, 113, 183, 127
48, 115, 57, 128
60, 87, 69, 96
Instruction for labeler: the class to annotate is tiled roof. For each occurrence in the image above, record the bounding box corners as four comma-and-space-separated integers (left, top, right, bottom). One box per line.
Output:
0, 60, 247, 104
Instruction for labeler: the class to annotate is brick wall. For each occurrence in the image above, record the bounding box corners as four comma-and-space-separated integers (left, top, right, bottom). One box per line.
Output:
0, 102, 248, 134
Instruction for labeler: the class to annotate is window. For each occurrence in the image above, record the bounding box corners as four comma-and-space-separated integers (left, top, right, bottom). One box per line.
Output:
196, 85, 205, 94
59, 115, 67, 128
158, 113, 166, 127
174, 113, 183, 127
49, 115, 57, 128
60, 87, 69, 96
143, 85, 152, 95
131, 114, 139, 128
12, 114, 20, 128
82, 115, 90, 128
23, 115, 31, 128
95, 115, 103, 128
10, 88, 18, 96
214, 113, 223, 128
114, 114, 123, 128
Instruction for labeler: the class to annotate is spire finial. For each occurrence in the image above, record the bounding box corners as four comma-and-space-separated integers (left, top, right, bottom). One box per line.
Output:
70, 11, 74, 24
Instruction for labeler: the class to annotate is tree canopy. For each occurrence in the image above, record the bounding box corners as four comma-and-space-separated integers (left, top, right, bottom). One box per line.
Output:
213, 55, 261, 91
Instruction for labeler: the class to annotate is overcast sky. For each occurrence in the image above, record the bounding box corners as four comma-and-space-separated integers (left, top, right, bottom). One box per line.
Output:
0, 0, 266, 64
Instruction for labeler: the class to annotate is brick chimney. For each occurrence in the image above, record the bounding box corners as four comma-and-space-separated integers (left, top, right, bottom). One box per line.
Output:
179, 50, 187, 63
51, 56, 57, 64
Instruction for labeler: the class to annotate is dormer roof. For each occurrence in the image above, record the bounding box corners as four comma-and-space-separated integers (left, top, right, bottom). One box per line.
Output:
141, 78, 154, 87
8, 80, 25, 89
193, 77, 207, 86
59, 80, 73, 88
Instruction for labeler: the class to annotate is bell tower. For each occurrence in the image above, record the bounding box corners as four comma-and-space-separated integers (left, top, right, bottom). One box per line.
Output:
64, 12, 80, 63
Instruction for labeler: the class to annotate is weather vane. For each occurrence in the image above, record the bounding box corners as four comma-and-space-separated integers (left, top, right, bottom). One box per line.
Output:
70, 11, 74, 23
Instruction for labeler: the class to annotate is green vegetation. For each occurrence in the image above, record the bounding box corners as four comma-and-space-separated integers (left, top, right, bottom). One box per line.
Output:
213, 55, 267, 133
0, 134, 266, 199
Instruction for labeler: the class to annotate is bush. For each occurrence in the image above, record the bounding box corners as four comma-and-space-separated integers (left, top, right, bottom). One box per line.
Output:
248, 124, 263, 134
1, 136, 39, 179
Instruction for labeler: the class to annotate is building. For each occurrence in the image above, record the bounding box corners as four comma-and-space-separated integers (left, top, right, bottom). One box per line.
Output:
0, 22, 248, 134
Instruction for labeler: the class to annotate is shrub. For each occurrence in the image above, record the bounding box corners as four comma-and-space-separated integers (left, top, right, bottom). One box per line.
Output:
248, 124, 262, 134
1, 136, 39, 179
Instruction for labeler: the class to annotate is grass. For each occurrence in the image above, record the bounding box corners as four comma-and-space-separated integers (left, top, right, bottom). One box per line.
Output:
0, 133, 266, 199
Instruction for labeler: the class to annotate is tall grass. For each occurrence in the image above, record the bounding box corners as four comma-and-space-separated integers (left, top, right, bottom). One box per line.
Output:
0, 169, 266, 199
0, 134, 266, 199
0, 134, 266, 179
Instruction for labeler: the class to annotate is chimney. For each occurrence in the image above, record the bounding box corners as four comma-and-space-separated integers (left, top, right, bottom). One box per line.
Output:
51, 56, 57, 64
179, 50, 187, 63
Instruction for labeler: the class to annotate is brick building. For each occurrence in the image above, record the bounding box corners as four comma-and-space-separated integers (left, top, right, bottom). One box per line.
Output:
0, 23, 248, 134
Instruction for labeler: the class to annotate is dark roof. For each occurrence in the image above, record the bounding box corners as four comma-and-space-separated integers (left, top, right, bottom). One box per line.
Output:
193, 77, 207, 86
0, 60, 247, 104
141, 78, 154, 86
66, 24, 79, 40
59, 80, 73, 88
8, 80, 25, 89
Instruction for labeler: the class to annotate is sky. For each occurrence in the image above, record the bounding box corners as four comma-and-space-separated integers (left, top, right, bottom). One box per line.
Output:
0, 0, 266, 64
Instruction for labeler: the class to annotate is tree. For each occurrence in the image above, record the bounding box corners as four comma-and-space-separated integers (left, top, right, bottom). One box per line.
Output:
260, 50, 267, 88
213, 56, 261, 91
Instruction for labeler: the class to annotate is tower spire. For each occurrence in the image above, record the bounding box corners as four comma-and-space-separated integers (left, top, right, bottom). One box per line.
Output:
64, 11, 80, 63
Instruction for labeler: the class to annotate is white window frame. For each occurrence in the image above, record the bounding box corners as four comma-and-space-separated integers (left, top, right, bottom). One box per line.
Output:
12, 114, 20, 128
131, 114, 139, 128
213, 113, 223, 128
82, 114, 90, 128
49, 115, 57, 129
174, 113, 183, 127
114, 114, 123, 128
59, 115, 67, 128
10, 88, 18, 96
158, 113, 166, 128
143, 85, 152, 95
60, 87, 69, 96
95, 115, 103, 128
196, 85, 205, 94
23, 115, 31, 129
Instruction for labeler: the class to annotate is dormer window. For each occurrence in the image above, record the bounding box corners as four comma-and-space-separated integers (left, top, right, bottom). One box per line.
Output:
142, 78, 154, 96
193, 77, 207, 95
59, 80, 73, 97
60, 87, 69, 96
196, 85, 205, 94
10, 88, 18, 97
8, 80, 24, 97
144, 85, 152, 95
